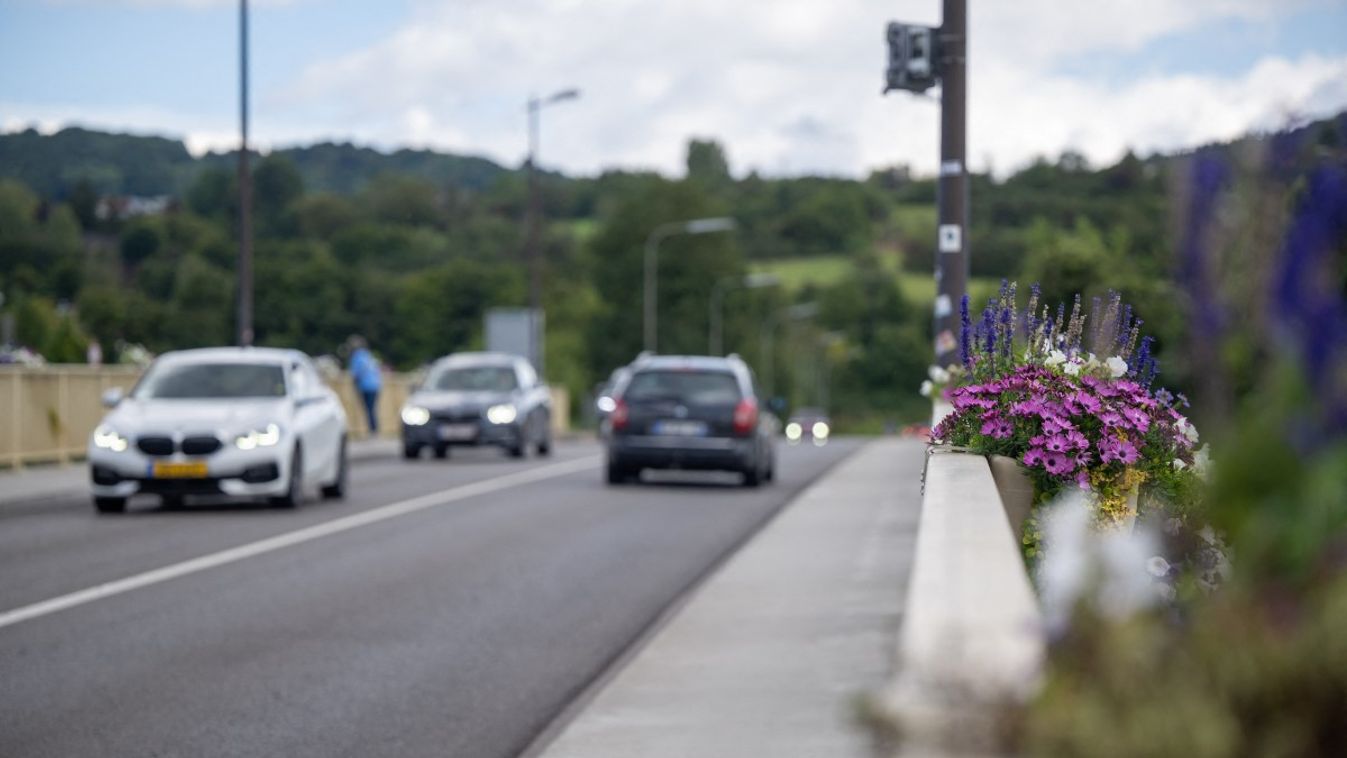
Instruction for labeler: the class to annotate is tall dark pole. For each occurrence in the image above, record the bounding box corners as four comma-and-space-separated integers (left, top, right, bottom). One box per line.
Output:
933, 0, 967, 368
525, 97, 542, 375
236, 0, 254, 347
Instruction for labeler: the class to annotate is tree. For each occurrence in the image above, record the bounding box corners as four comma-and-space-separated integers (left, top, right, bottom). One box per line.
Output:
686, 139, 732, 188
253, 154, 304, 235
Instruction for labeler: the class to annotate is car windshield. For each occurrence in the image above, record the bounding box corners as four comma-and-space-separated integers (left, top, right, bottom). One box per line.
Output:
134, 362, 287, 399
428, 365, 518, 392
623, 370, 741, 405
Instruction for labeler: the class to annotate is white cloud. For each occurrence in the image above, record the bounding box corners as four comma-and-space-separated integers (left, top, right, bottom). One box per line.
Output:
8, 0, 1347, 177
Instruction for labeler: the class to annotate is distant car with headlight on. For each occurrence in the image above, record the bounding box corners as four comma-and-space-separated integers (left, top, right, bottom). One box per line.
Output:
784, 407, 831, 445
87, 347, 349, 514
400, 352, 551, 460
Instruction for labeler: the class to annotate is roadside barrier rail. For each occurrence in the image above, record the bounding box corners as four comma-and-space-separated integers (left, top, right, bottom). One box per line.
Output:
0, 366, 569, 469
879, 400, 1045, 753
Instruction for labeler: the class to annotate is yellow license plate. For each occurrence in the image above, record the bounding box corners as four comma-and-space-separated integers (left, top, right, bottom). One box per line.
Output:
152, 461, 209, 479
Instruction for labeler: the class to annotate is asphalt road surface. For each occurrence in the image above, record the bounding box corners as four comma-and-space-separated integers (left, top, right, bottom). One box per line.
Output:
0, 437, 860, 757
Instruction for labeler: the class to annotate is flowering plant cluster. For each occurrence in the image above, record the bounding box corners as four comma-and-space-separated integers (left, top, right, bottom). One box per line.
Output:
931, 282, 1205, 525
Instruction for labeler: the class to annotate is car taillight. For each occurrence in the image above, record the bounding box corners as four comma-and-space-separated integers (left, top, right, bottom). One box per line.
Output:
611, 399, 629, 431
732, 398, 758, 436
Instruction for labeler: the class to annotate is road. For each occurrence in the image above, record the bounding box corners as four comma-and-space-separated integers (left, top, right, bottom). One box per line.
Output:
0, 437, 860, 757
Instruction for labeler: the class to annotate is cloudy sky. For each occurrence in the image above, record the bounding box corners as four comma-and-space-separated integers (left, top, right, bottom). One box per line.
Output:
3, 0, 1346, 178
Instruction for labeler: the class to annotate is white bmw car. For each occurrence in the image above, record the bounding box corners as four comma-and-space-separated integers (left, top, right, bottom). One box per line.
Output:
88, 347, 349, 513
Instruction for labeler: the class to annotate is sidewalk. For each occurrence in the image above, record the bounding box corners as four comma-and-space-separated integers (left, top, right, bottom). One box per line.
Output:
537, 437, 925, 758
0, 437, 399, 507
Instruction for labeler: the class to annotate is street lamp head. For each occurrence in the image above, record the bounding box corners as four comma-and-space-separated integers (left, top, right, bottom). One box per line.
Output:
683, 217, 737, 235
547, 88, 581, 104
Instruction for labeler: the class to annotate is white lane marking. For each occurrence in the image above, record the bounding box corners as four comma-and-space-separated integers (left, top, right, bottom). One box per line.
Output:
0, 455, 602, 631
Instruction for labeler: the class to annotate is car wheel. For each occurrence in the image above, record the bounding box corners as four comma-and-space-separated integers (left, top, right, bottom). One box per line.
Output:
271, 447, 304, 508
321, 436, 348, 499
403, 443, 421, 460
606, 461, 633, 485
508, 443, 526, 459
742, 464, 761, 488
537, 435, 552, 457
433, 444, 450, 459
93, 496, 127, 514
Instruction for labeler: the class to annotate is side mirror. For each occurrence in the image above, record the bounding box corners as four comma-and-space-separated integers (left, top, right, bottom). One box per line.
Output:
101, 387, 125, 408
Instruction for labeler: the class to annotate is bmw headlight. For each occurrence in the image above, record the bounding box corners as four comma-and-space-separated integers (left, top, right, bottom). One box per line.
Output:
235, 423, 282, 450
486, 404, 517, 425
93, 425, 129, 452
401, 405, 431, 426
784, 422, 803, 442
812, 421, 830, 440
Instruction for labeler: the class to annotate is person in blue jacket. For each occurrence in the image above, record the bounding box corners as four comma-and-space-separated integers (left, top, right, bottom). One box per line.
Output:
347, 336, 382, 435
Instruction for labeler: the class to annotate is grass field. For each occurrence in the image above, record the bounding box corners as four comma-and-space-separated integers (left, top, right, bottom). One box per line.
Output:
750, 254, 997, 306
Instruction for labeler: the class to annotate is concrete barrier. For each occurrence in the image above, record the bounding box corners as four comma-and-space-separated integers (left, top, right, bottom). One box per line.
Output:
0, 365, 571, 468
882, 447, 1045, 755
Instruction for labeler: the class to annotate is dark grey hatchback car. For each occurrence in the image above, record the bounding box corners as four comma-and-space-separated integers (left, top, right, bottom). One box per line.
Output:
604, 354, 776, 487
400, 352, 552, 460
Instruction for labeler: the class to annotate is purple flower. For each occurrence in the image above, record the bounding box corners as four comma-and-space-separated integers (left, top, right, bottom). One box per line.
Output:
1012, 399, 1045, 417
1041, 415, 1074, 435
1122, 406, 1151, 432
1023, 448, 1045, 467
980, 416, 1014, 439
1099, 411, 1126, 428
1075, 468, 1091, 489
1044, 435, 1072, 453
1068, 430, 1090, 450
1098, 436, 1140, 465
1043, 451, 1074, 475
1070, 391, 1102, 414
959, 294, 972, 368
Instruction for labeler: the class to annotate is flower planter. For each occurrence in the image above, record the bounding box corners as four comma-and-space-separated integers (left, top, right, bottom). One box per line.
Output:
988, 454, 1034, 541
988, 455, 1141, 536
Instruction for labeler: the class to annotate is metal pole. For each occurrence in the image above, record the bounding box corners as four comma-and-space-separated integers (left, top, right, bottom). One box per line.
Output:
760, 315, 776, 399
709, 279, 728, 356
643, 230, 663, 353
525, 96, 542, 373
236, 0, 253, 347
933, 0, 967, 367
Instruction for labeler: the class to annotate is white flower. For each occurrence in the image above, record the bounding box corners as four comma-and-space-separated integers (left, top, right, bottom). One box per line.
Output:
1157, 584, 1177, 602
1192, 444, 1211, 479
919, 380, 934, 398
1172, 458, 1188, 471
928, 365, 950, 384
1084, 352, 1102, 370
1176, 416, 1200, 444
1063, 361, 1081, 376
1036, 491, 1162, 636
1045, 349, 1067, 367
1146, 556, 1172, 577
1105, 356, 1128, 378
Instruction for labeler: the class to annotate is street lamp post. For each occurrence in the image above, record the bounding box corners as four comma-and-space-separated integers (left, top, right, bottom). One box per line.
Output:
760, 302, 819, 400
236, 0, 253, 346
708, 272, 779, 356
643, 217, 736, 353
524, 87, 580, 375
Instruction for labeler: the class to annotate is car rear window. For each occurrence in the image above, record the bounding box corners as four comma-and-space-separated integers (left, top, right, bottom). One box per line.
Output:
623, 370, 741, 405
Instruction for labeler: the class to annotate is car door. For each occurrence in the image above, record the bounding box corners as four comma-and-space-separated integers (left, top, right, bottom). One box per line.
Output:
302, 358, 344, 473
516, 360, 548, 437
287, 360, 331, 480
